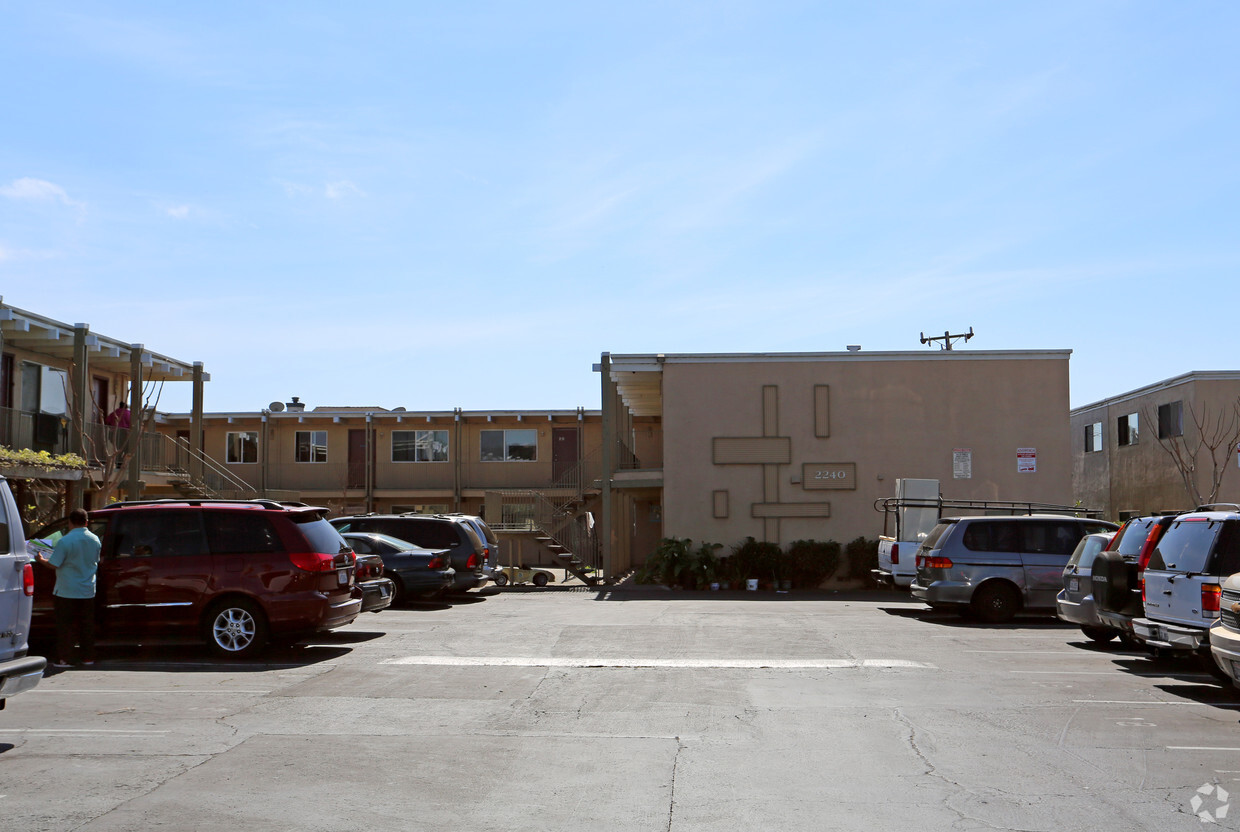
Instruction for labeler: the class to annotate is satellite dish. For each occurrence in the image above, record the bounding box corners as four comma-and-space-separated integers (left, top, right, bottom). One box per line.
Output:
269, 401, 286, 412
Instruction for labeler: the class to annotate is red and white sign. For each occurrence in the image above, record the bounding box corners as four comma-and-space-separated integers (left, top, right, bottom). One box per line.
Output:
1017, 447, 1037, 474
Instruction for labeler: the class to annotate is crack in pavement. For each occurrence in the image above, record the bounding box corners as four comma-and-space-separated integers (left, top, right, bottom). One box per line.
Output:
666, 735, 685, 832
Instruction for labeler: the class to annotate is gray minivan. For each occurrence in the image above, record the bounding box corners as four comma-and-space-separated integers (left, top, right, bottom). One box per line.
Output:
910, 515, 1117, 622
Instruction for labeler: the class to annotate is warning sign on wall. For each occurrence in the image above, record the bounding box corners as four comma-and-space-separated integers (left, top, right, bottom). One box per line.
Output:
1017, 448, 1037, 474
953, 448, 972, 480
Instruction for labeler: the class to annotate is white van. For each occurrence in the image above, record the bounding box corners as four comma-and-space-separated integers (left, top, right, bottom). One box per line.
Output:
0, 476, 45, 708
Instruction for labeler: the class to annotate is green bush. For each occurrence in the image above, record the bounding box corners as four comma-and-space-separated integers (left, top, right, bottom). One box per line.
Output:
843, 536, 880, 583
639, 538, 722, 588
730, 537, 783, 582
786, 539, 841, 588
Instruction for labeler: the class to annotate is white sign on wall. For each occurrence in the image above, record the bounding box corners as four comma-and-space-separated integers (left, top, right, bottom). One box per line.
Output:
953, 448, 972, 480
1017, 447, 1037, 474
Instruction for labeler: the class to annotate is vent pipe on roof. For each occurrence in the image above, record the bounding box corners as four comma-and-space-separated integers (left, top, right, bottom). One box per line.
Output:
286, 396, 306, 413
846, 345, 861, 352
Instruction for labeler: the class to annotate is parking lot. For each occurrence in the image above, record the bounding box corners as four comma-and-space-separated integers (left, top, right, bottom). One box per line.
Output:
5, 588, 1240, 831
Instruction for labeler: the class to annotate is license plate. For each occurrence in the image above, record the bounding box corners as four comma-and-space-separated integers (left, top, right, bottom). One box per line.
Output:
1154, 625, 1167, 641
337, 570, 348, 585
379, 583, 391, 597
1069, 578, 1079, 592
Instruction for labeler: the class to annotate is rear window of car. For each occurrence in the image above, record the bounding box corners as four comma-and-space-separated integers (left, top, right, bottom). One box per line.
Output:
293, 516, 352, 554
1210, 520, 1240, 577
1068, 534, 1109, 568
919, 521, 955, 554
1147, 518, 1221, 573
364, 519, 461, 549
1111, 518, 1155, 557
961, 521, 1020, 553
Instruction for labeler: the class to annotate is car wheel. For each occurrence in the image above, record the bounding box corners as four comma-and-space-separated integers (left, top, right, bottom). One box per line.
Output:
203, 598, 269, 659
970, 582, 1021, 624
494, 573, 509, 587
1081, 626, 1117, 644
388, 575, 408, 605
532, 572, 549, 587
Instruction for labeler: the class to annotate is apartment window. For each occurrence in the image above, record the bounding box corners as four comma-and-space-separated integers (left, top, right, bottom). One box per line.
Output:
226, 431, 259, 464
392, 430, 449, 462
480, 428, 537, 461
295, 430, 328, 463
1084, 422, 1103, 453
1158, 401, 1183, 439
1117, 413, 1139, 446
391, 504, 449, 515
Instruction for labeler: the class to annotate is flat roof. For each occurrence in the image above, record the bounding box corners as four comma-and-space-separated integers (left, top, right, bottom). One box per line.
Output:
1070, 371, 1240, 415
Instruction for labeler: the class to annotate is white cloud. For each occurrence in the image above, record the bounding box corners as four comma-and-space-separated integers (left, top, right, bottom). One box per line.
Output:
165, 204, 191, 219
0, 177, 86, 210
324, 180, 364, 199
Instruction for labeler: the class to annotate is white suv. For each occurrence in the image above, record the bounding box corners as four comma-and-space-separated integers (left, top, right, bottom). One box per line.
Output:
0, 476, 44, 708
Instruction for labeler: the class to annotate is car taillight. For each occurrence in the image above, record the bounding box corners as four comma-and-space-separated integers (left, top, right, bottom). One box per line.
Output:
1203, 584, 1222, 614
925, 556, 953, 569
428, 556, 444, 569
289, 551, 339, 573
1140, 576, 1146, 603
23, 562, 34, 596
466, 553, 480, 570
1137, 526, 1165, 570
891, 543, 899, 565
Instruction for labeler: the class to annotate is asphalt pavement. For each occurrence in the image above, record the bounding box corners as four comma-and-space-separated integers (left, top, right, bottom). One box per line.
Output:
4, 588, 1240, 831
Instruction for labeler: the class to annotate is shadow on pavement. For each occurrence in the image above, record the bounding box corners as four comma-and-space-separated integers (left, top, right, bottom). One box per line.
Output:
29, 636, 355, 673
877, 605, 1075, 629
590, 588, 906, 602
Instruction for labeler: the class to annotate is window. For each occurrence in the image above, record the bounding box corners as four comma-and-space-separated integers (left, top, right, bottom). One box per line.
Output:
391, 504, 448, 515
1117, 412, 1139, 446
111, 511, 209, 558
295, 430, 328, 463
480, 428, 537, 461
392, 430, 449, 462
1158, 401, 1183, 439
226, 431, 259, 464
203, 512, 283, 554
1084, 422, 1102, 453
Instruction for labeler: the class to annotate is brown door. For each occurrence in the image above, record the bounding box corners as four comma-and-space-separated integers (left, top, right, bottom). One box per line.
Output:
348, 429, 367, 489
552, 427, 579, 482
91, 376, 109, 423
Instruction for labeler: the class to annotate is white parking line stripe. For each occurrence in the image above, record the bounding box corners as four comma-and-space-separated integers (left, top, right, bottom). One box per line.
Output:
33, 689, 272, 695
1169, 747, 1240, 752
0, 729, 171, 734
380, 657, 936, 669
1011, 671, 1213, 677
967, 650, 1095, 654
1074, 700, 1240, 707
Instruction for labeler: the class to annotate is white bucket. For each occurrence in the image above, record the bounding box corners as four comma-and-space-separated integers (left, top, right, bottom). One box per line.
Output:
746, 578, 759, 591
709, 582, 720, 591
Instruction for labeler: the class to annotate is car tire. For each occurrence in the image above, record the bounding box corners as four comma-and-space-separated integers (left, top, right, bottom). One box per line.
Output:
388, 575, 408, 605
970, 582, 1021, 624
203, 598, 269, 659
532, 572, 549, 587
1081, 626, 1117, 644
494, 573, 509, 587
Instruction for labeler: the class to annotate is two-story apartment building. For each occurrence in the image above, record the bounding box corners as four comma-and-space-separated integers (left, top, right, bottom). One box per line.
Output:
0, 298, 210, 523
1072, 371, 1240, 519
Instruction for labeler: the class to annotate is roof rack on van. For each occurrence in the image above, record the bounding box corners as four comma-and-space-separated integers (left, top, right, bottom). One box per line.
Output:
1194, 503, 1240, 512
873, 496, 1107, 538
101, 498, 304, 511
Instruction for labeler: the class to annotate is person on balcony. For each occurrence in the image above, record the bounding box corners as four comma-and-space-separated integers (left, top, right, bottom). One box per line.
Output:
104, 403, 131, 429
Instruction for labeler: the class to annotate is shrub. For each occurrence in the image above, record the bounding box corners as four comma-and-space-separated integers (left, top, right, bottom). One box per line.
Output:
786, 539, 841, 588
843, 536, 880, 583
731, 536, 783, 582
639, 538, 722, 588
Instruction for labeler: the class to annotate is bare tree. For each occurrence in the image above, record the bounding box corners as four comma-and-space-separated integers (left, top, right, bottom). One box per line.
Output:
72, 374, 165, 506
1144, 398, 1240, 509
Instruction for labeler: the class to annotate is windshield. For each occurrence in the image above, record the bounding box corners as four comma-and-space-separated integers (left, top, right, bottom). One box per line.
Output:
1068, 534, 1109, 568
1147, 518, 1220, 573
1112, 518, 1157, 557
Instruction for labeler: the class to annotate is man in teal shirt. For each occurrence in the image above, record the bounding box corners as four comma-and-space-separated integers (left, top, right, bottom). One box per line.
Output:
35, 508, 101, 668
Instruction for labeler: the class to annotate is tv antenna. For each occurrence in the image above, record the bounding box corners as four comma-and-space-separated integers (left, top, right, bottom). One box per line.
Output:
920, 327, 974, 350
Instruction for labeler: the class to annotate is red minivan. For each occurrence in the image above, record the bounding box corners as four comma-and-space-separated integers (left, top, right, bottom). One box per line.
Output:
28, 499, 362, 658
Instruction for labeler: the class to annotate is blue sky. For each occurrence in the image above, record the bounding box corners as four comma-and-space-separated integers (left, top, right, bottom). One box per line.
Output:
2, 2, 1237, 414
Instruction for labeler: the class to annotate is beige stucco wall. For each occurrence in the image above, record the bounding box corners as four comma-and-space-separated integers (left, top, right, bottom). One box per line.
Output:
1072, 375, 1240, 518
660, 352, 1073, 551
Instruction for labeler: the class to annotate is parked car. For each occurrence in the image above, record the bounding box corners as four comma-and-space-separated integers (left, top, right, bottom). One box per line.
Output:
1054, 532, 1117, 642
1089, 514, 1178, 641
443, 513, 500, 580
0, 476, 44, 708
493, 564, 555, 587
350, 545, 395, 614
330, 514, 486, 593
340, 532, 455, 603
1208, 573, 1240, 687
27, 499, 362, 659
910, 515, 1118, 622
1130, 508, 1240, 677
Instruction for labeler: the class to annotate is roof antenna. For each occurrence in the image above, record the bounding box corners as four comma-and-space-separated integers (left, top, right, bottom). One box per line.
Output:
920, 327, 974, 350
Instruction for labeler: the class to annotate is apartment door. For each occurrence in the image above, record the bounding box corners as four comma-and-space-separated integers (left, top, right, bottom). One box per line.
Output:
348, 429, 368, 489
552, 427, 579, 482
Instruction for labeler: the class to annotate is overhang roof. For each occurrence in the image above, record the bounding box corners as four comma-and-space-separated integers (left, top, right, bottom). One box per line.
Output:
0, 299, 205, 382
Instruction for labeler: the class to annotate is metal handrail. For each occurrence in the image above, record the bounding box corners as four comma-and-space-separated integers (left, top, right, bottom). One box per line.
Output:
161, 434, 257, 496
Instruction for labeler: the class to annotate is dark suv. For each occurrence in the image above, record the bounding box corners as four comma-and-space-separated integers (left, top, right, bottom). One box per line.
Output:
330, 514, 487, 592
28, 499, 362, 658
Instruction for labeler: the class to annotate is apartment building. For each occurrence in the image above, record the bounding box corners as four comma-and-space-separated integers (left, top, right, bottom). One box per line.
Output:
1072, 371, 1240, 519
598, 350, 1077, 576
